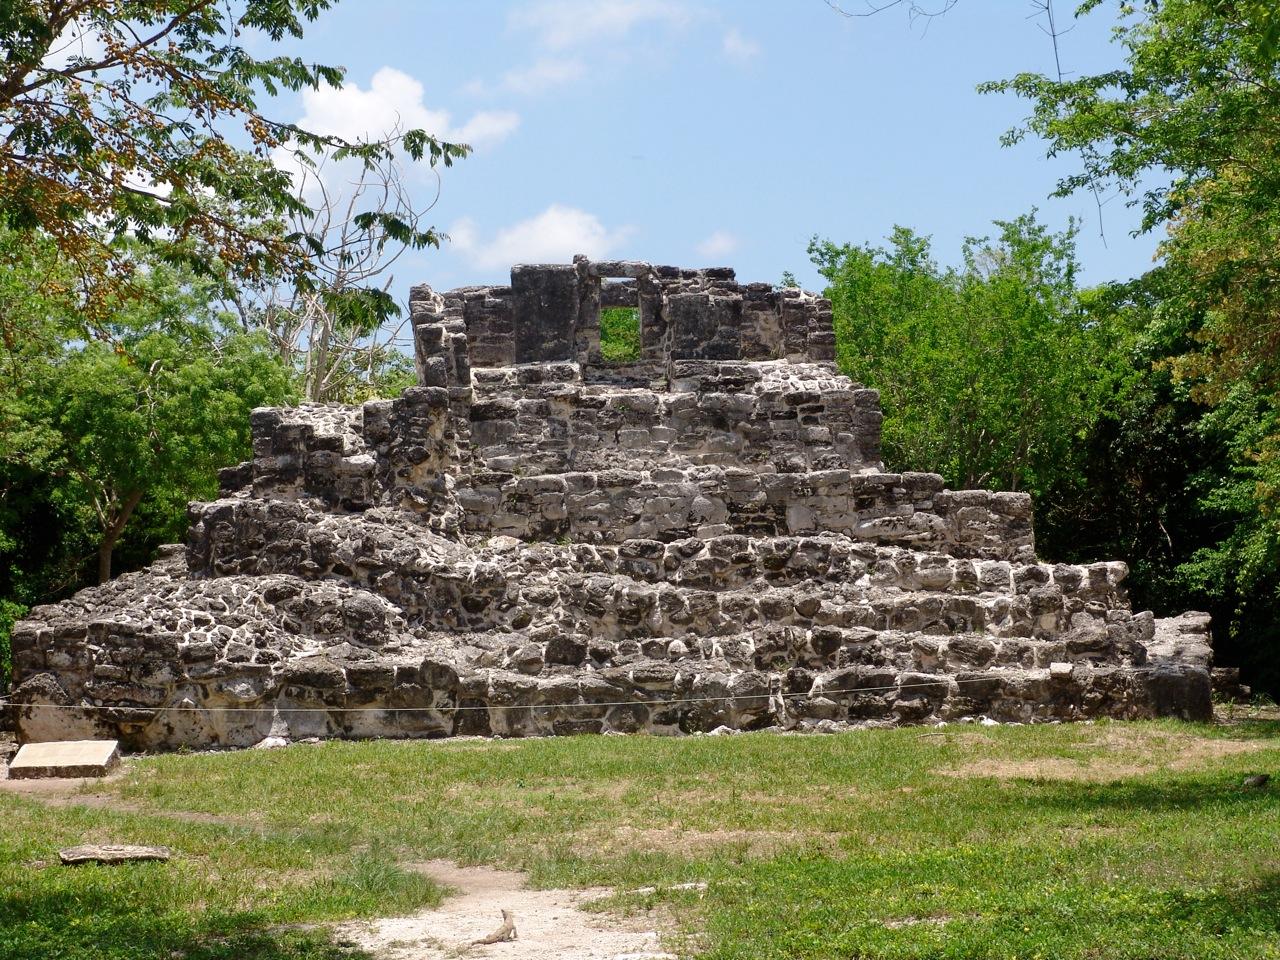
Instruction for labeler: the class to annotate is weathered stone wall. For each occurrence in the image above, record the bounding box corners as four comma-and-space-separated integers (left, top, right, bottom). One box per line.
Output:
215, 390, 463, 533
11, 515, 1206, 748
466, 361, 882, 475
409, 258, 836, 374
457, 468, 1033, 557
182, 500, 1074, 642
8, 257, 1214, 750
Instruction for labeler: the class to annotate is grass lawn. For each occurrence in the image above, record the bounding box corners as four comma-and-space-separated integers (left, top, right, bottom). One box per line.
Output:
2, 719, 1279, 959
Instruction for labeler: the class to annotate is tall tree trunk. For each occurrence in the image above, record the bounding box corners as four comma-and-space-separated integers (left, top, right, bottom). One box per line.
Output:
96, 489, 145, 583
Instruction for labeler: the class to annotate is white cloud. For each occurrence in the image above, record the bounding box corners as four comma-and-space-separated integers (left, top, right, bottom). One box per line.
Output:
450, 205, 634, 270
42, 20, 106, 70
511, 0, 693, 49
696, 230, 739, 260
296, 66, 519, 148
275, 66, 519, 201
722, 28, 760, 62
466, 58, 587, 97
453, 110, 523, 145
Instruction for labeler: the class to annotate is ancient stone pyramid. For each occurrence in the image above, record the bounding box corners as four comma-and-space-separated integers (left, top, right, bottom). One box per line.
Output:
11, 258, 1213, 749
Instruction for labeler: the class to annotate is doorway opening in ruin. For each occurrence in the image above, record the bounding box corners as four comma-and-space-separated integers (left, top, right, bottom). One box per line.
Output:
598, 279, 640, 364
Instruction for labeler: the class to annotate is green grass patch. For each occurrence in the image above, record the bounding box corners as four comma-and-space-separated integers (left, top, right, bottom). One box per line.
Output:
0, 797, 440, 959
3, 721, 1279, 958
600, 306, 641, 363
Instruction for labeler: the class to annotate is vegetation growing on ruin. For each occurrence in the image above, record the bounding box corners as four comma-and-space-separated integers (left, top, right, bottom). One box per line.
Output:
2, 722, 1279, 959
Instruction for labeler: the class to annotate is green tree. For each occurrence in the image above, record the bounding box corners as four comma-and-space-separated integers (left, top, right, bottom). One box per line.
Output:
985, 0, 1280, 690
0, 233, 294, 590
0, 1, 466, 325
811, 213, 1130, 495
39, 327, 292, 582
982, 0, 1280, 447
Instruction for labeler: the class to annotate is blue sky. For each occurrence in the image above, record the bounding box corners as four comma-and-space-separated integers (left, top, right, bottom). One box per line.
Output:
263, 0, 1156, 300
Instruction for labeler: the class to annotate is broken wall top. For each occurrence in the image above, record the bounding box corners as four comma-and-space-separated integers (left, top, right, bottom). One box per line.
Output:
408, 256, 837, 377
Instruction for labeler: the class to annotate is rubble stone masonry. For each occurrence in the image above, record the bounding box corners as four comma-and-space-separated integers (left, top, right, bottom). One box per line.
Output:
9, 258, 1212, 748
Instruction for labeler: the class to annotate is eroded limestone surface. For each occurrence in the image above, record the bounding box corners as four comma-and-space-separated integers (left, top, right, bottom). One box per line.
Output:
10, 258, 1213, 749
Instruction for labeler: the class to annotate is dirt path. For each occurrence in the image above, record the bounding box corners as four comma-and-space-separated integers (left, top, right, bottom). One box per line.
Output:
3, 764, 683, 958
335, 860, 680, 960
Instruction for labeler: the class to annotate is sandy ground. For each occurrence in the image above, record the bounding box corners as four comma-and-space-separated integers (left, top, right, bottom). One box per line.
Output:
334, 860, 680, 960
942, 727, 1273, 782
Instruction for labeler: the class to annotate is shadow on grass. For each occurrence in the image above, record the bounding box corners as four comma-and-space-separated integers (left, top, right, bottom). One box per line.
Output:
1206, 718, 1280, 740
0, 882, 372, 960
1161, 870, 1280, 937
995, 770, 1280, 818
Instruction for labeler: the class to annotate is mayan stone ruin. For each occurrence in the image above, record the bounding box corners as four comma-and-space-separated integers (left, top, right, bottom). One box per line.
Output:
9, 257, 1215, 749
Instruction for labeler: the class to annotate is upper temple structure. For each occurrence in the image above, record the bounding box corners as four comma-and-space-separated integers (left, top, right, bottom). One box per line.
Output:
8, 257, 1215, 749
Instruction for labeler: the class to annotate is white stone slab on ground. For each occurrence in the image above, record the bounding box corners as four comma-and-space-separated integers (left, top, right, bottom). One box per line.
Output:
7, 740, 120, 779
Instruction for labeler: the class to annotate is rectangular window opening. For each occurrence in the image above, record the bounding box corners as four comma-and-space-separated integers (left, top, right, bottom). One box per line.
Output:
599, 305, 641, 363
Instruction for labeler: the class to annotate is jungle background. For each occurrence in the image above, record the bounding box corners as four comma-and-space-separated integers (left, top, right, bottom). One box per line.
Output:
2, 0, 1279, 697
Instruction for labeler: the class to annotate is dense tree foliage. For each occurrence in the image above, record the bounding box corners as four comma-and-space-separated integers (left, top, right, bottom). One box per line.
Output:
811, 214, 1130, 493
600, 307, 641, 363
979, 0, 1280, 691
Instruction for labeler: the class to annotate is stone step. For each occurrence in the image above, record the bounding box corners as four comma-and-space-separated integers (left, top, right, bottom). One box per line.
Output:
458, 467, 1033, 559
484, 587, 1153, 666
488, 535, 1129, 601
7, 739, 120, 779
186, 501, 1128, 642
467, 360, 880, 475
527, 577, 1143, 646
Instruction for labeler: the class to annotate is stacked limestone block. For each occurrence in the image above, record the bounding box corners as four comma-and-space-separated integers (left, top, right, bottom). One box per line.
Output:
9, 258, 1213, 750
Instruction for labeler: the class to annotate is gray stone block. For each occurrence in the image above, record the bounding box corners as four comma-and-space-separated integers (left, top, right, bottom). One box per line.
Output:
8, 739, 120, 779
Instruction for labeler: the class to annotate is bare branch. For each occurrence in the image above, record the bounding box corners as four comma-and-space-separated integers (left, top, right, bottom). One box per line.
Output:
824, 0, 958, 20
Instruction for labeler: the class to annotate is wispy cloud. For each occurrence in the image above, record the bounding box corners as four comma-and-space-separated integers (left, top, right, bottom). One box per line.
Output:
450, 205, 635, 271
511, 0, 693, 49
275, 66, 519, 202
466, 57, 588, 97
722, 27, 761, 62
696, 230, 740, 260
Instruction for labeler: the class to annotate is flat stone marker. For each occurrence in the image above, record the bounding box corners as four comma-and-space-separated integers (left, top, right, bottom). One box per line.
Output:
7, 740, 120, 779
59, 844, 171, 866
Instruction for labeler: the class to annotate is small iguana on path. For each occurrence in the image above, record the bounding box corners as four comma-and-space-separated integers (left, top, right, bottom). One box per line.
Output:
471, 909, 517, 946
